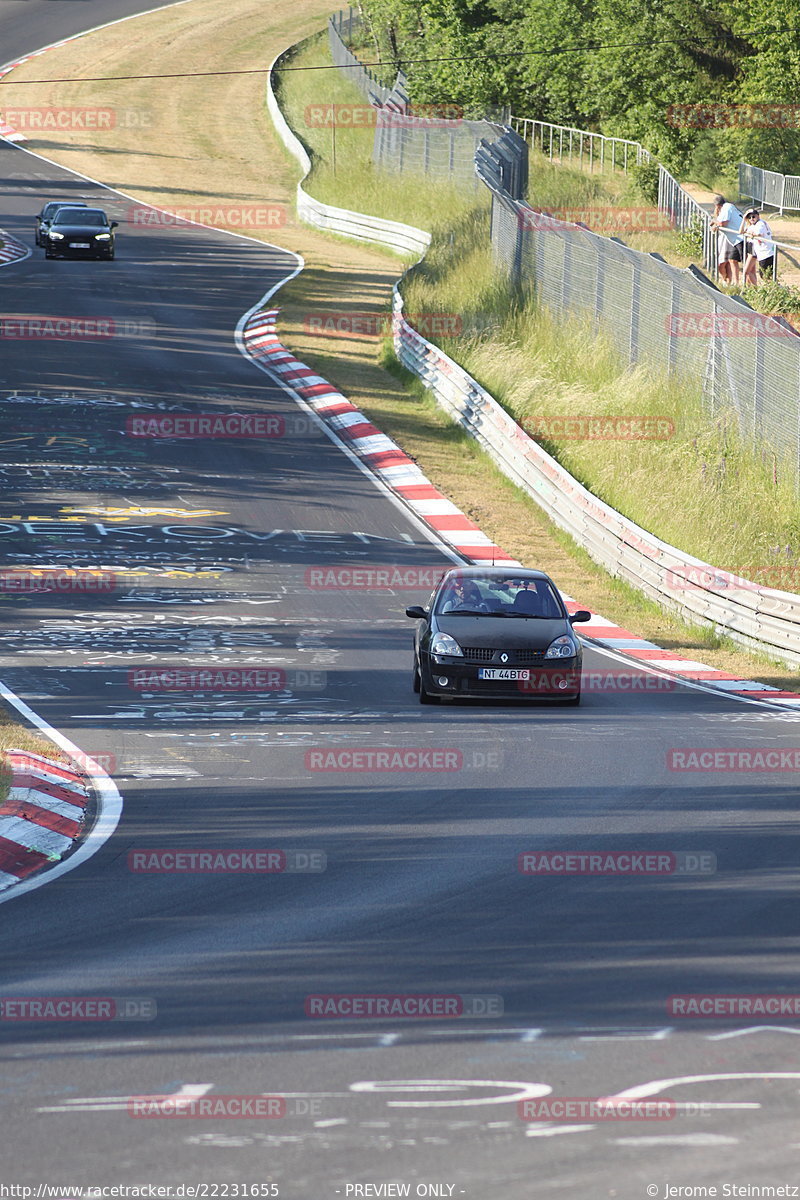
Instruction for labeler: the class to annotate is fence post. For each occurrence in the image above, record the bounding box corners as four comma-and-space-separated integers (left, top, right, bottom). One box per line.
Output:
562, 234, 573, 312
595, 236, 606, 334
668, 278, 680, 375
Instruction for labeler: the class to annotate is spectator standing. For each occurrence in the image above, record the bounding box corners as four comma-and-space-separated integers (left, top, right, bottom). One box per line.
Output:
710, 194, 744, 284
742, 208, 775, 286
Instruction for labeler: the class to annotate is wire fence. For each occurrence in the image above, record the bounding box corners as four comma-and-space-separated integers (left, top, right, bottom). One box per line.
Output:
328, 9, 392, 106
329, 10, 508, 185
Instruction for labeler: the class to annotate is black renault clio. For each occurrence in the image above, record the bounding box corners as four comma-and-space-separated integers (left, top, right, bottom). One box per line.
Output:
406, 566, 590, 704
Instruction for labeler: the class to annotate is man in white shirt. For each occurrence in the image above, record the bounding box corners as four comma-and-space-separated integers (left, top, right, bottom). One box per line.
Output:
710, 194, 744, 284
742, 207, 775, 285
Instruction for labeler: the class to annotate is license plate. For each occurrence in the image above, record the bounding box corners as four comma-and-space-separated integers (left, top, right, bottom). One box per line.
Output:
478, 668, 530, 680
71, 242, 91, 248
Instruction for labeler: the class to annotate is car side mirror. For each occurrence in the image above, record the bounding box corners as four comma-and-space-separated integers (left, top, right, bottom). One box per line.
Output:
110, 222, 119, 229
569, 610, 592, 624
405, 605, 428, 619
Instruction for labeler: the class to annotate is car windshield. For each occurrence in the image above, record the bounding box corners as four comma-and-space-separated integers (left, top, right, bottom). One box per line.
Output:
53, 210, 106, 227
44, 203, 85, 218
434, 574, 563, 618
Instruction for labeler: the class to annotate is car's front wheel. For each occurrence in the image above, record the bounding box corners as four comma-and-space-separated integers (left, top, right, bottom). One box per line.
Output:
419, 673, 440, 705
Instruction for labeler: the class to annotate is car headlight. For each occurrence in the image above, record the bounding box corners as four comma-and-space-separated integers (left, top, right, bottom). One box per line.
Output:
545, 634, 578, 659
48, 232, 65, 240
95, 233, 111, 240
431, 632, 463, 657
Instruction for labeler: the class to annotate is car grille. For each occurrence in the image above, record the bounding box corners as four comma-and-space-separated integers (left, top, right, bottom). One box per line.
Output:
462, 647, 546, 664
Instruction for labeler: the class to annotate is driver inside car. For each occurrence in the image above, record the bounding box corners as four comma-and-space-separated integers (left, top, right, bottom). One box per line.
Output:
440, 576, 484, 612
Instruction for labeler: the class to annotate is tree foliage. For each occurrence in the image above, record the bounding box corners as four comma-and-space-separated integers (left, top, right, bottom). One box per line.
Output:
357, 0, 800, 174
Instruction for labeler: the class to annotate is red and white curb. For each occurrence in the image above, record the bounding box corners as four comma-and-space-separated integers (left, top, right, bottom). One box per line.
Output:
0, 230, 31, 266
244, 308, 517, 565
0, 750, 90, 891
242, 307, 800, 711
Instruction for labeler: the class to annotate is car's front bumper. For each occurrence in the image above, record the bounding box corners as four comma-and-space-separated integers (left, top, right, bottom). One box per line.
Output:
420, 654, 582, 700
48, 240, 112, 257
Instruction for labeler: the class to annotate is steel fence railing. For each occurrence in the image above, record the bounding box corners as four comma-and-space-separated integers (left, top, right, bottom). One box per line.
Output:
739, 160, 800, 214
510, 117, 651, 174
657, 164, 717, 276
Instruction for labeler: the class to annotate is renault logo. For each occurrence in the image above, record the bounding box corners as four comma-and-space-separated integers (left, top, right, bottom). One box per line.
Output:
500, 653, 509, 664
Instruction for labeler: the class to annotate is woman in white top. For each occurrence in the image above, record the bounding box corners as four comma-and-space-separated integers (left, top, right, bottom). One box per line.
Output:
742, 208, 775, 286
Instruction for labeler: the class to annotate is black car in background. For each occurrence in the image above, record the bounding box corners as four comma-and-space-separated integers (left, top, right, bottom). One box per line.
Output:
406, 566, 590, 704
44, 207, 117, 260
35, 200, 87, 246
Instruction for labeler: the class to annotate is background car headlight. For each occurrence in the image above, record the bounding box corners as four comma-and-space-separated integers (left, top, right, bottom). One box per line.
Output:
545, 634, 577, 659
431, 633, 463, 657
95, 233, 111, 240
48, 232, 65, 240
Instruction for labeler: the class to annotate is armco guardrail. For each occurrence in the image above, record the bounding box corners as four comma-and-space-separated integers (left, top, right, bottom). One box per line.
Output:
392, 287, 800, 668
267, 47, 430, 257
